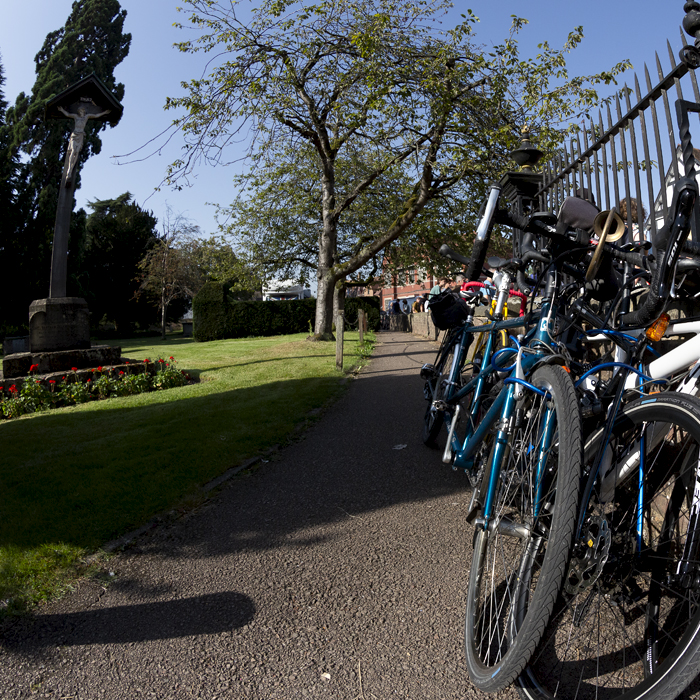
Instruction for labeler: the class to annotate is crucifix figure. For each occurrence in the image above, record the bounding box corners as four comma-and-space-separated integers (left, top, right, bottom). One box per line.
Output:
58, 103, 110, 184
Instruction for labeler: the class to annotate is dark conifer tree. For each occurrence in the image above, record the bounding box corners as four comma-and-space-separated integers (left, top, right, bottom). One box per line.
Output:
71, 193, 161, 333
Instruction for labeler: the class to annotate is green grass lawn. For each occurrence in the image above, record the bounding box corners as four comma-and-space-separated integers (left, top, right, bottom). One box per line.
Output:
0, 331, 374, 613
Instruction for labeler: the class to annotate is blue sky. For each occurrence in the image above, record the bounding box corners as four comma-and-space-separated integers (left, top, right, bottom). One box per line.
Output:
0, 1, 692, 238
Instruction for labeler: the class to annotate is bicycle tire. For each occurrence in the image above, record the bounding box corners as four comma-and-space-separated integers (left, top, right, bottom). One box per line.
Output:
518, 392, 700, 700
464, 364, 582, 692
423, 333, 463, 447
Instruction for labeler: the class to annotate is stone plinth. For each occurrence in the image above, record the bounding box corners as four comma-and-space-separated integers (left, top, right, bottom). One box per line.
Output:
29, 297, 90, 352
2, 345, 122, 379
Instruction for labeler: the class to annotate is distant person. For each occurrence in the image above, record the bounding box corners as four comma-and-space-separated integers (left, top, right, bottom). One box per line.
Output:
429, 277, 451, 299
451, 274, 465, 292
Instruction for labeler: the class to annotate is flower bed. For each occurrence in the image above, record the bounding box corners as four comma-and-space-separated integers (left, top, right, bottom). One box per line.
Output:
0, 357, 191, 420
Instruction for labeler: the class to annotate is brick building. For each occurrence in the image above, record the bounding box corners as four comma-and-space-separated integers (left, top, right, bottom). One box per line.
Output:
348, 267, 439, 311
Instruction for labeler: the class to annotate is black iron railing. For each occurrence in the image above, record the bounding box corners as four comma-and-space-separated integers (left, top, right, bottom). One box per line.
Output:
514, 8, 700, 246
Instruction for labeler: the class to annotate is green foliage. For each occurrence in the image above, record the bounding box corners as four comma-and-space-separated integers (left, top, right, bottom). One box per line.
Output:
135, 207, 203, 339
1, 0, 130, 329
193, 282, 380, 341
168, 0, 630, 337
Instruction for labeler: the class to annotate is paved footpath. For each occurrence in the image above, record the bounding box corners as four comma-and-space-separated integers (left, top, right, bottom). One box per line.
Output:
0, 332, 518, 700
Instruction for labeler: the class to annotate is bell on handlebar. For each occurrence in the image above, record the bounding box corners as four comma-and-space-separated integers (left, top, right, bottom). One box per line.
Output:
586, 208, 626, 283
593, 209, 626, 243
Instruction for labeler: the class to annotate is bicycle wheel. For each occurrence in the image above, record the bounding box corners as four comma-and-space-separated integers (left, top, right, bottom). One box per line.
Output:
518, 392, 700, 700
464, 364, 581, 692
423, 333, 463, 447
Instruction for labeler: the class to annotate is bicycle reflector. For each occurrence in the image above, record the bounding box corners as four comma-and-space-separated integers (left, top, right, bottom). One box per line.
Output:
646, 313, 670, 342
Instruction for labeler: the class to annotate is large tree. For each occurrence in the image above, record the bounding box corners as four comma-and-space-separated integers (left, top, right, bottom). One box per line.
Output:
135, 208, 202, 340
167, 0, 629, 339
2, 0, 130, 328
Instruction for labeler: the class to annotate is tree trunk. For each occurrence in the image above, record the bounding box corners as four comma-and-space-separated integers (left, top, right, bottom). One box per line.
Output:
161, 287, 167, 340
308, 158, 338, 342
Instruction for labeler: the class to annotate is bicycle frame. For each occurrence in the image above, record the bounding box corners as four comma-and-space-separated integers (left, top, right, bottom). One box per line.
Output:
439, 270, 564, 526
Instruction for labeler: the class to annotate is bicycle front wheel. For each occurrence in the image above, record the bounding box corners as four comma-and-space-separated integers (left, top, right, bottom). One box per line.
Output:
423, 332, 464, 447
464, 364, 581, 692
519, 392, 700, 700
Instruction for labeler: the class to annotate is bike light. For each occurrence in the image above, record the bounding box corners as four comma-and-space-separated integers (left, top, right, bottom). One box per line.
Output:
646, 313, 670, 342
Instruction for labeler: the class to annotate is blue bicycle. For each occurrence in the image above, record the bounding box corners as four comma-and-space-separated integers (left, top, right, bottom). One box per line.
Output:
426, 185, 583, 692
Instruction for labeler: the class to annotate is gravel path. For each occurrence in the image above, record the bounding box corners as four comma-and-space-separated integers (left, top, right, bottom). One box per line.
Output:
0, 331, 518, 700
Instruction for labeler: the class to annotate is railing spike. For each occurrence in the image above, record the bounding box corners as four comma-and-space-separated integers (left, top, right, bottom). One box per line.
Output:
668, 38, 678, 69
644, 63, 653, 91
656, 51, 664, 79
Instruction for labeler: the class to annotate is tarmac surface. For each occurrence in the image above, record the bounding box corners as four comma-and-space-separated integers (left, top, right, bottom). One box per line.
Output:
0, 331, 518, 700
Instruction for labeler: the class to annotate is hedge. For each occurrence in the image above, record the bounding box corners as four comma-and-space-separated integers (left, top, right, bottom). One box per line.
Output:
192, 282, 380, 342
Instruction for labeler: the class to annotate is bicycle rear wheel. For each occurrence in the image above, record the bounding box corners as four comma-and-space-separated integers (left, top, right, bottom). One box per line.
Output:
464, 364, 581, 692
518, 393, 700, 700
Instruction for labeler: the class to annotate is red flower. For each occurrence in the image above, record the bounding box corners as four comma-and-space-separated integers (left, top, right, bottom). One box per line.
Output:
71, 367, 78, 372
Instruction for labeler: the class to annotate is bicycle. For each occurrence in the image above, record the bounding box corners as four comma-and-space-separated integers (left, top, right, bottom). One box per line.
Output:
422, 184, 584, 692
516, 97, 700, 700
420, 281, 524, 448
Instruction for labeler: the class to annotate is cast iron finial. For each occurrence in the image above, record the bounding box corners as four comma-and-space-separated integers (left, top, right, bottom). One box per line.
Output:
681, 1, 700, 67
509, 125, 543, 171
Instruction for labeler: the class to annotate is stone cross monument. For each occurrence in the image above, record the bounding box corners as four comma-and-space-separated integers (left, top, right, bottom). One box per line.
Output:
29, 75, 123, 354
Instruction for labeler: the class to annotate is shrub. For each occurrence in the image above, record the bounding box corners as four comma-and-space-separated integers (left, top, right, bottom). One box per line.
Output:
193, 282, 380, 341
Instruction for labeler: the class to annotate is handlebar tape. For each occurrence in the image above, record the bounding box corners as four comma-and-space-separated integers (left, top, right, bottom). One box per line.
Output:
466, 238, 489, 282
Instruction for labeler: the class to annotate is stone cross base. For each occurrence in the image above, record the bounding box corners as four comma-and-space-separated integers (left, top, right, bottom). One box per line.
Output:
29, 297, 90, 352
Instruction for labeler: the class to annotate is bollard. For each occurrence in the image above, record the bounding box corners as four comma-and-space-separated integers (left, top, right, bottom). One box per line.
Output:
335, 312, 344, 370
